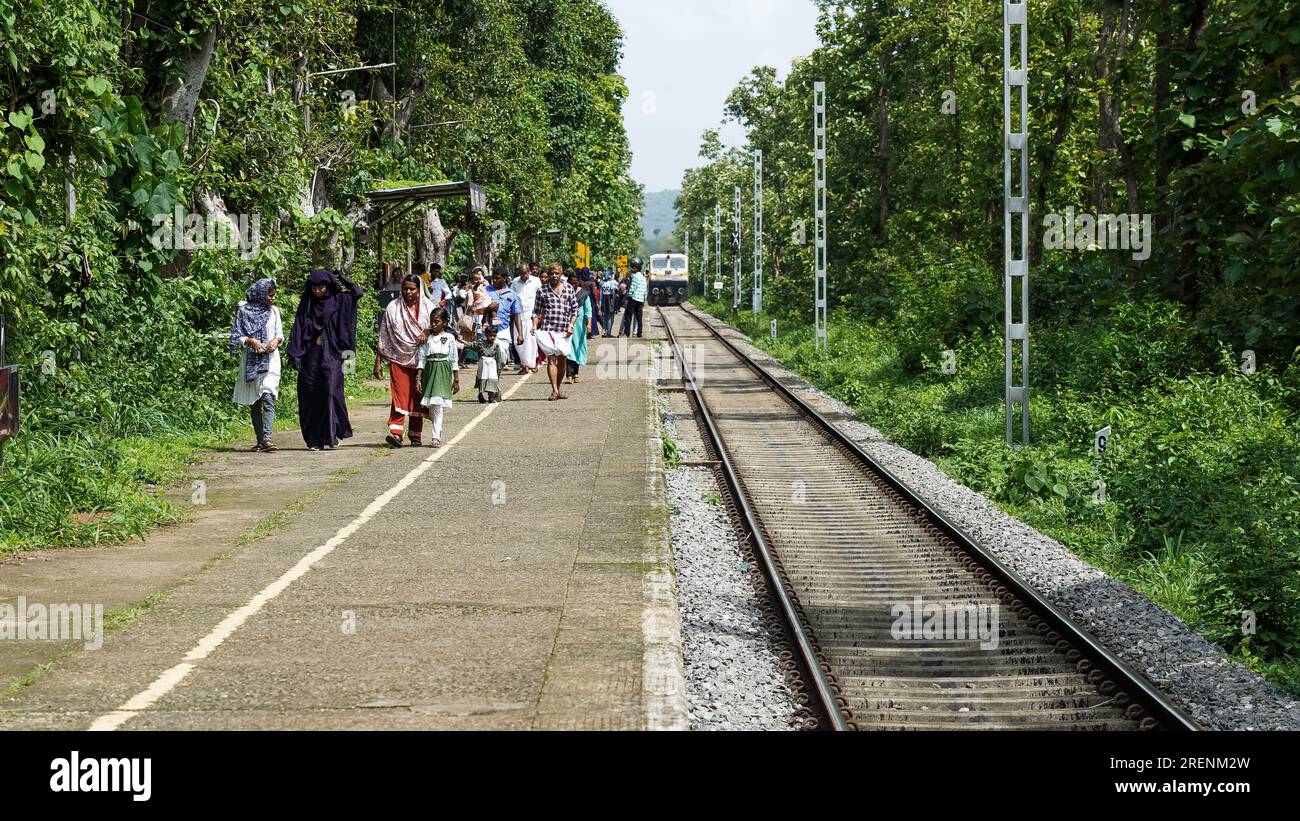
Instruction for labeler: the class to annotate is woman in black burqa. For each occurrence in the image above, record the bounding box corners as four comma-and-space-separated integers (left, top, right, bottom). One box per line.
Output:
287, 268, 363, 450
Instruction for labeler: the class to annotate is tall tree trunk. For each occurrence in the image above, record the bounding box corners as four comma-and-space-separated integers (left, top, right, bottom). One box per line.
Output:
155, 23, 220, 281
1093, 2, 1144, 214
877, 59, 890, 244
160, 26, 219, 130
1113, 0, 1142, 214
1154, 21, 1173, 235
371, 68, 430, 143
1094, 12, 1118, 213
1175, 0, 1210, 310
421, 208, 458, 270
1118, 140, 1139, 214
299, 168, 328, 218
1034, 23, 1076, 265
330, 203, 369, 272
949, 47, 964, 242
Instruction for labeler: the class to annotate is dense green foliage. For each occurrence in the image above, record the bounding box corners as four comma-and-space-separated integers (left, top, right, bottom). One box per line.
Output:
682, 1, 1300, 690
0, 0, 640, 551
678, 0, 1299, 358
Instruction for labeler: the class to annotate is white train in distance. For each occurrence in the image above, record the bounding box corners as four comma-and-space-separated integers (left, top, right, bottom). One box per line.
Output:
647, 252, 689, 306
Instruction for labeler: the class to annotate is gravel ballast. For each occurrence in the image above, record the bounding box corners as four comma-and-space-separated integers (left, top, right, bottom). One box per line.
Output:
666, 466, 798, 730
689, 307, 1300, 731
654, 342, 799, 731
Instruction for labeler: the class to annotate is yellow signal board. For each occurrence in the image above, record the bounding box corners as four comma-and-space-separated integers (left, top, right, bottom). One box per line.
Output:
574, 242, 591, 270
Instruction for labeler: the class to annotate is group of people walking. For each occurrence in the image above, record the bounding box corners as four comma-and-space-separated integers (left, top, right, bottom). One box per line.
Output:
229, 259, 651, 452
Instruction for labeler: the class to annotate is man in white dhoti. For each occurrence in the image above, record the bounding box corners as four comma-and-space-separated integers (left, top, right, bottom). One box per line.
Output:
532, 263, 579, 401
510, 263, 542, 374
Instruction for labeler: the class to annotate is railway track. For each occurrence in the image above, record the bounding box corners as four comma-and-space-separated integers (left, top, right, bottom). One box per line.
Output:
659, 304, 1199, 731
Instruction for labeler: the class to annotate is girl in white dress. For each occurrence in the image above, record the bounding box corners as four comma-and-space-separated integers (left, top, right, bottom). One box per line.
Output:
230, 279, 283, 452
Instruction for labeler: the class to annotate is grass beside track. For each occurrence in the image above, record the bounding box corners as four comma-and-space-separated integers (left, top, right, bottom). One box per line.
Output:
0, 368, 388, 557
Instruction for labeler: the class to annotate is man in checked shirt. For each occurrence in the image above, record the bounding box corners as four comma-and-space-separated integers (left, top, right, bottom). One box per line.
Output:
532, 263, 579, 401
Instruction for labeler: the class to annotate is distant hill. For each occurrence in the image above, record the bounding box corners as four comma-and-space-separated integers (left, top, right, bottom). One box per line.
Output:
640, 189, 679, 243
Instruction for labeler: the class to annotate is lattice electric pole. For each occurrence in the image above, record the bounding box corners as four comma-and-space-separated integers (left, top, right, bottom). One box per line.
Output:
814, 81, 828, 351
753, 149, 763, 314
714, 203, 722, 293
1004, 0, 1029, 445
732, 186, 742, 311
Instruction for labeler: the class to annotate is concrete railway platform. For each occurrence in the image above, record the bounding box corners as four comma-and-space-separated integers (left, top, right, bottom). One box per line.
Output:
0, 331, 687, 730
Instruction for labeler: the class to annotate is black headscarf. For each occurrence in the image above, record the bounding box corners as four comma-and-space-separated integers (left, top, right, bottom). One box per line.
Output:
569, 273, 591, 309
287, 269, 360, 365
578, 268, 599, 312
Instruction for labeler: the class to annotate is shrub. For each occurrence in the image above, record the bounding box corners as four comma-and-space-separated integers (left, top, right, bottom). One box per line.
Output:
1105, 371, 1300, 657
883, 250, 999, 374
1037, 298, 1197, 397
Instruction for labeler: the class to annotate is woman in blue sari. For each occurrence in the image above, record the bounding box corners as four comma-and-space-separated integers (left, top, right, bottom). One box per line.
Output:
564, 270, 593, 383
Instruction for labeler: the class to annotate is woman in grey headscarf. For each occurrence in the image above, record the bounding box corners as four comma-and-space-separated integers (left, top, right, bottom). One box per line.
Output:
230, 278, 284, 452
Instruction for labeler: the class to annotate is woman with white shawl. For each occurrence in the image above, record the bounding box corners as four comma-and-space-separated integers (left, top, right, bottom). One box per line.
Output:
375, 274, 434, 448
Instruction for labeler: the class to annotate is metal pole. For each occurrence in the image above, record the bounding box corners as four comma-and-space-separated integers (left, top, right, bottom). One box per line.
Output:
307, 62, 397, 78
0, 314, 8, 473
1004, 0, 1030, 445
391, 11, 397, 141
814, 81, 828, 350
714, 204, 722, 295
685, 231, 690, 295
407, 120, 469, 130
753, 149, 763, 314
732, 186, 741, 311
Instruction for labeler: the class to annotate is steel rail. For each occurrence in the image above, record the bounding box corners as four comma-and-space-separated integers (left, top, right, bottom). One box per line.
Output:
674, 304, 1201, 732
659, 309, 848, 730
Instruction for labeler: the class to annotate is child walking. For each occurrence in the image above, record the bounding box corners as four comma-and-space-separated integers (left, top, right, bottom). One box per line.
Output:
469, 325, 509, 403
417, 311, 460, 448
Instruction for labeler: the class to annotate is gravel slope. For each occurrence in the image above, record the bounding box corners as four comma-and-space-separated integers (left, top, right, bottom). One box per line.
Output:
666, 465, 798, 730
654, 346, 798, 730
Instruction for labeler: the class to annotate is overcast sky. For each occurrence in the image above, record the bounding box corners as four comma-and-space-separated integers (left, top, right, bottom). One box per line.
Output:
606, 0, 822, 193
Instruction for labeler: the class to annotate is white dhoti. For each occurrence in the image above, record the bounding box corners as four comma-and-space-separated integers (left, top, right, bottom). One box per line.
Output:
515, 324, 538, 365
535, 329, 572, 358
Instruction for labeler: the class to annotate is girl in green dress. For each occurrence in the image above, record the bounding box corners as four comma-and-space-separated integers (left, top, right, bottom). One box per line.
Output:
417, 311, 460, 447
